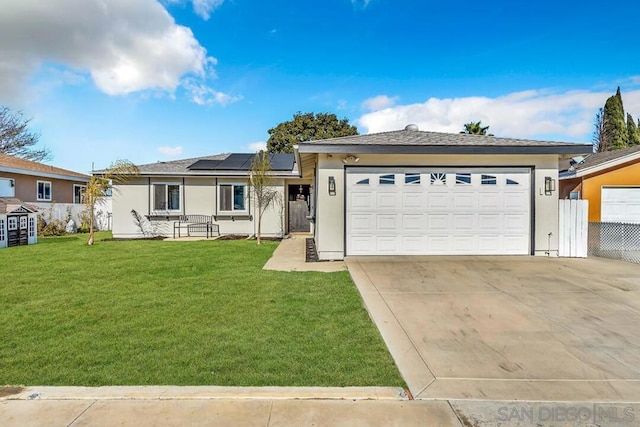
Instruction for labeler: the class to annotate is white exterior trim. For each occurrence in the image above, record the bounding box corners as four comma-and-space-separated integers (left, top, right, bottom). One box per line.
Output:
0, 166, 89, 182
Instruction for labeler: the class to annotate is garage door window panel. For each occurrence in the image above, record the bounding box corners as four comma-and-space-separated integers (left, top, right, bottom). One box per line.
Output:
430, 173, 447, 186
405, 173, 421, 185
455, 173, 472, 185
379, 174, 395, 185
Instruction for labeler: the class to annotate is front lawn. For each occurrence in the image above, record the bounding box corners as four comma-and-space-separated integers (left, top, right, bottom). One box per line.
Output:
0, 233, 403, 386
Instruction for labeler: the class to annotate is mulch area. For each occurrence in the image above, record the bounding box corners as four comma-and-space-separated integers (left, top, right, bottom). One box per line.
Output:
306, 238, 320, 262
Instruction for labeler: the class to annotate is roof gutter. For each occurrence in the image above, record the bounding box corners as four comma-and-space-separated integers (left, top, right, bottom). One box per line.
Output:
559, 151, 640, 179
0, 166, 90, 182
296, 144, 593, 155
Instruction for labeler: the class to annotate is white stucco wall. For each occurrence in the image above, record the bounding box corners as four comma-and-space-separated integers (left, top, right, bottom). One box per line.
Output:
313, 153, 561, 260
111, 177, 285, 238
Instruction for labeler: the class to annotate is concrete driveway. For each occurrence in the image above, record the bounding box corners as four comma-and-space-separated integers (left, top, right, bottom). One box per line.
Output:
346, 256, 640, 401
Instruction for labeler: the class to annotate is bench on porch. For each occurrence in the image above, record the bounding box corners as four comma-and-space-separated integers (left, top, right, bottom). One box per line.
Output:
173, 215, 219, 239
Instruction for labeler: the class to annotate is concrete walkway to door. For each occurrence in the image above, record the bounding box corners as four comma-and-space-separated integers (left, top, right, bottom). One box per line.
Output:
346, 255, 640, 402
263, 234, 346, 272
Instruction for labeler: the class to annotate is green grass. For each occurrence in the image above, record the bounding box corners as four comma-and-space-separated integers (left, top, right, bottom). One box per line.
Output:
0, 233, 403, 387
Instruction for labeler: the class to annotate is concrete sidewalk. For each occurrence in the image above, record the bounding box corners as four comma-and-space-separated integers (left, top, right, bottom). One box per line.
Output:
1, 387, 461, 427
263, 234, 346, 272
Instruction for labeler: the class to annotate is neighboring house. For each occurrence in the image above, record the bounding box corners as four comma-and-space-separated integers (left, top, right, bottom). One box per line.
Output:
294, 125, 591, 259
559, 145, 640, 223
0, 153, 90, 203
109, 153, 309, 238
0, 197, 38, 248
0, 154, 92, 226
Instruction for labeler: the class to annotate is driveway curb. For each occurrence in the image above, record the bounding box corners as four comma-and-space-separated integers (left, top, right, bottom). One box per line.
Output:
1, 386, 408, 401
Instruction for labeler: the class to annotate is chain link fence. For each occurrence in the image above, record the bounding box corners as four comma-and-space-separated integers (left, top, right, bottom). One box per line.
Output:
588, 222, 640, 264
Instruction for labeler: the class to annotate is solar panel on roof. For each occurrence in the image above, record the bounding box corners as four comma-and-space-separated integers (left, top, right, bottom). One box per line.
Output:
187, 159, 223, 170
186, 153, 295, 171
269, 153, 295, 171
216, 153, 253, 170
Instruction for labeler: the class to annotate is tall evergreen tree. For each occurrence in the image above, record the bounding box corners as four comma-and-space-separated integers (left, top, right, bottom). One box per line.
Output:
602, 86, 628, 150
627, 113, 640, 146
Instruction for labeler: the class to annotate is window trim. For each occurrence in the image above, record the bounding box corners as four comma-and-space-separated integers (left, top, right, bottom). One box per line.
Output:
73, 184, 87, 204
218, 182, 248, 213
36, 180, 52, 201
152, 182, 182, 212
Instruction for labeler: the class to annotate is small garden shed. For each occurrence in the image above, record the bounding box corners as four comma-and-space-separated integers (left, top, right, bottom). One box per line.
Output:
0, 197, 38, 248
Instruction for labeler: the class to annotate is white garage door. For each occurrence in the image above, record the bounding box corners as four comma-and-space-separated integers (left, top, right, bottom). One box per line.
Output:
601, 187, 640, 224
346, 168, 531, 255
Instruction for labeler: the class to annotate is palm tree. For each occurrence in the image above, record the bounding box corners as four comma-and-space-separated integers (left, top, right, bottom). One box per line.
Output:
85, 160, 139, 245
461, 121, 492, 135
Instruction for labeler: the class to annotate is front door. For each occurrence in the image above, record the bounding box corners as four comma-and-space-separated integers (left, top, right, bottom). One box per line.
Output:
288, 184, 311, 232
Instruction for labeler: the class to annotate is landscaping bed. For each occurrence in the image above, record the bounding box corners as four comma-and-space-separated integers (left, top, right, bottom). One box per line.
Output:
0, 232, 402, 387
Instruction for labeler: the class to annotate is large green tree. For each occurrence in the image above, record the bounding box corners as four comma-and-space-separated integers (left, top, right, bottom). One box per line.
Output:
266, 112, 358, 153
460, 121, 492, 135
602, 87, 628, 150
627, 113, 640, 146
0, 106, 51, 161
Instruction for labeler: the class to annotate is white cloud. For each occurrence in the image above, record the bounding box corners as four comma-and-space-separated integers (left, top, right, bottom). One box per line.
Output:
358, 87, 640, 141
0, 0, 226, 104
351, 0, 373, 8
184, 79, 242, 106
361, 94, 399, 111
158, 145, 183, 157
248, 141, 267, 152
163, 0, 224, 20
192, 0, 224, 20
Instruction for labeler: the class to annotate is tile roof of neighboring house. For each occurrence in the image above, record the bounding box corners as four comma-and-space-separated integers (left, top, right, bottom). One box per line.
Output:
559, 145, 640, 174
0, 153, 90, 181
296, 127, 592, 155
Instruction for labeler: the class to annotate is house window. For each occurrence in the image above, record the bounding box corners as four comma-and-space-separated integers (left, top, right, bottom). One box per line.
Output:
29, 217, 36, 237
455, 173, 471, 185
506, 178, 520, 185
153, 183, 181, 211
73, 185, 87, 204
405, 173, 421, 185
569, 191, 580, 200
220, 184, 247, 212
37, 181, 52, 201
356, 178, 369, 185
0, 218, 5, 241
8, 217, 17, 231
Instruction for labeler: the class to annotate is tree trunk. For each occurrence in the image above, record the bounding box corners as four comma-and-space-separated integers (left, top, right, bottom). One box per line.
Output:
88, 199, 95, 245
257, 208, 262, 245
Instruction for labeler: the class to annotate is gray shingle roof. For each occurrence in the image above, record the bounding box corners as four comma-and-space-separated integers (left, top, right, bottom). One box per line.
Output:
297, 128, 591, 155
92, 154, 233, 175
559, 145, 640, 173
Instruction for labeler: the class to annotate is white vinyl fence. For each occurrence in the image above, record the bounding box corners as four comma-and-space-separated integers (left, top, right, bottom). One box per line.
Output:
558, 199, 588, 258
31, 197, 112, 231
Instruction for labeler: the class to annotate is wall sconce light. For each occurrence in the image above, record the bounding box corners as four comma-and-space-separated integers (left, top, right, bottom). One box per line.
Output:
544, 176, 556, 196
328, 176, 336, 196
342, 155, 360, 164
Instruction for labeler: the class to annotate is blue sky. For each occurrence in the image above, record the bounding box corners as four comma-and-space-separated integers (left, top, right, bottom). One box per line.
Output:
1, 0, 639, 173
